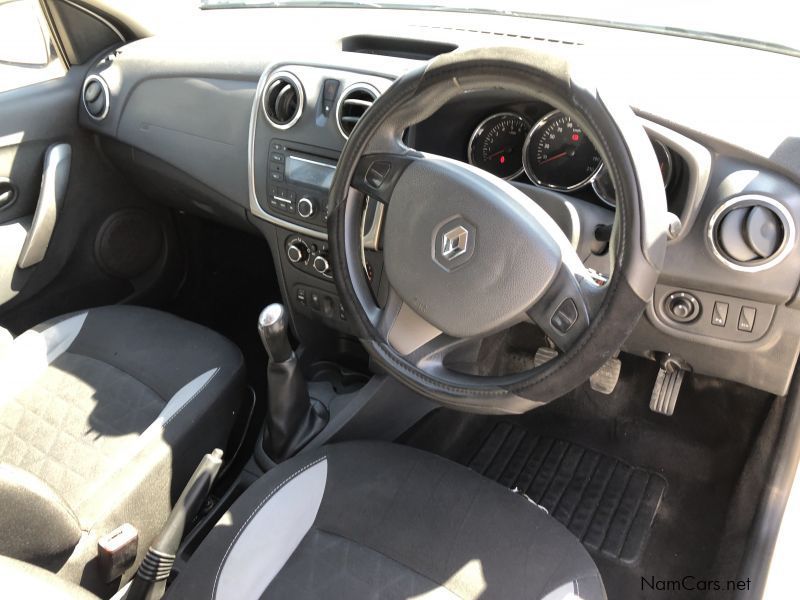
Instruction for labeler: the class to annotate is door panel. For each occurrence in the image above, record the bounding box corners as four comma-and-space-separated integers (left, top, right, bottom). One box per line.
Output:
0, 71, 184, 333
0, 66, 84, 309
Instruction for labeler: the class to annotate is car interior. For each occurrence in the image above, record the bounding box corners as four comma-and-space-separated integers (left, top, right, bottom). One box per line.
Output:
1, 1, 799, 598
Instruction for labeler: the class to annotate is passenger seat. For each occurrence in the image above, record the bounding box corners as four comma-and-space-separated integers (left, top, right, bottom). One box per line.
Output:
0, 306, 246, 596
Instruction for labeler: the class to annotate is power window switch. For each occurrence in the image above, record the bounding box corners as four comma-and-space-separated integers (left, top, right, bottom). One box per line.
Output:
711, 302, 729, 327
738, 306, 756, 332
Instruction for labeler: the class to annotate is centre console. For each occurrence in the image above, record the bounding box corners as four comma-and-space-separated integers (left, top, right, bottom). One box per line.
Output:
247, 63, 393, 337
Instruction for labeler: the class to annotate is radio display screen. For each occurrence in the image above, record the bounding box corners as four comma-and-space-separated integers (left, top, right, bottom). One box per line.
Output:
285, 155, 336, 190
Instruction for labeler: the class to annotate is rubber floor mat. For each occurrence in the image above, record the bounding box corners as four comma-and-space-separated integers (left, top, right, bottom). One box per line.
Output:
467, 422, 666, 565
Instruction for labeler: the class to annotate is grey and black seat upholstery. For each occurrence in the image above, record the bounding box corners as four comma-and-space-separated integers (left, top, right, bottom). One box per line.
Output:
0, 306, 246, 595
168, 441, 606, 600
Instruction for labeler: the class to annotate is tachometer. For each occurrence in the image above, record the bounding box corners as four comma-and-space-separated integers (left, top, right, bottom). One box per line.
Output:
467, 112, 530, 180
523, 110, 601, 191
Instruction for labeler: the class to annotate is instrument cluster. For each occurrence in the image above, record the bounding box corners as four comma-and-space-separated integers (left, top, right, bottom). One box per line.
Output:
465, 108, 673, 207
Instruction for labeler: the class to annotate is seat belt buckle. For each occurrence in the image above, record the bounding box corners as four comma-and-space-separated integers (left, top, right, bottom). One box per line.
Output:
98, 523, 139, 582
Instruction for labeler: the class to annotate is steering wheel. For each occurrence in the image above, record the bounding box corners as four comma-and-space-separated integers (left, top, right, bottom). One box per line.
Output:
329, 48, 667, 414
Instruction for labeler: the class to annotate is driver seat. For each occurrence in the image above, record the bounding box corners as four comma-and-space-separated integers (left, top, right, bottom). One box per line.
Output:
167, 441, 606, 600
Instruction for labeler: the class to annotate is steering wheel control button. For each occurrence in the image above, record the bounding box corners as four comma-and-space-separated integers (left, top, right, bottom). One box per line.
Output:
665, 291, 700, 323
711, 302, 729, 327
738, 306, 756, 332
550, 298, 579, 334
432, 217, 476, 272
365, 161, 391, 189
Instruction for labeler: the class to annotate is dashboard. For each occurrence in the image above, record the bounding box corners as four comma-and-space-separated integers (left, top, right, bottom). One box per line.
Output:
74, 7, 800, 398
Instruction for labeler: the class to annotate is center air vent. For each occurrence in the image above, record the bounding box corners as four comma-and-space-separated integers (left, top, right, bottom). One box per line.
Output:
709, 195, 795, 272
336, 83, 379, 139
82, 75, 109, 121
262, 72, 304, 130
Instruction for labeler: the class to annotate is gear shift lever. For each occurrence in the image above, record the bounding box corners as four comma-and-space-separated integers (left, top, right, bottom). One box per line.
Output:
258, 304, 326, 460
258, 303, 293, 363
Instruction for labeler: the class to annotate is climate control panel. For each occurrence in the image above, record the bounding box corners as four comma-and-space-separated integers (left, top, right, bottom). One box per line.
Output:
285, 234, 332, 280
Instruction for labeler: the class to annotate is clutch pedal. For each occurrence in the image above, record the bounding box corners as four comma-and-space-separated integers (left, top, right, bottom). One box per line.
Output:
650, 355, 690, 416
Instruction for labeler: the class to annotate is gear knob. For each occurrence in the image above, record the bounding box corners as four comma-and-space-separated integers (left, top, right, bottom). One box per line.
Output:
258, 303, 293, 363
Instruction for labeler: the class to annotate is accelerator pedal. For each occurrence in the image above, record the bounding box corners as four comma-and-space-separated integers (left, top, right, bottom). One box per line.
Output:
534, 347, 622, 395
649, 356, 689, 416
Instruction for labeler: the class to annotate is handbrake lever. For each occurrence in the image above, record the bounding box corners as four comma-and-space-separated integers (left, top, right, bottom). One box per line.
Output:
125, 449, 224, 600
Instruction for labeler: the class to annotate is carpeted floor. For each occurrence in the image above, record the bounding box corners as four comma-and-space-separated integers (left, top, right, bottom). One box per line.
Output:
401, 354, 773, 600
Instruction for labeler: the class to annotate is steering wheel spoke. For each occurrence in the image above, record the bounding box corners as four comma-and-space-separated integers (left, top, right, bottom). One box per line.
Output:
525, 262, 604, 352
351, 152, 420, 204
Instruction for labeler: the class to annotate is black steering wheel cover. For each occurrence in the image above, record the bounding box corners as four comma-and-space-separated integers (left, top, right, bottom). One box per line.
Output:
329, 47, 665, 414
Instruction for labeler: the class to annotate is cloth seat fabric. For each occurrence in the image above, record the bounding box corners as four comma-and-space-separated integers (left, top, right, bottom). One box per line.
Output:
167, 441, 606, 600
0, 305, 246, 596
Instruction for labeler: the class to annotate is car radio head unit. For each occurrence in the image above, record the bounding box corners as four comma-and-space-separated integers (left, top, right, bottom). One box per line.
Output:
265, 139, 339, 230
285, 154, 336, 191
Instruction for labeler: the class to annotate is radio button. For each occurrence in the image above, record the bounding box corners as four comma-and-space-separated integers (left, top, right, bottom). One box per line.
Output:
269, 171, 284, 182
270, 152, 284, 163
298, 197, 316, 219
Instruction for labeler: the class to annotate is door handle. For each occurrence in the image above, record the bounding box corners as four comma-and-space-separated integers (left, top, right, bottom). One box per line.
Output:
0, 178, 16, 211
17, 143, 71, 269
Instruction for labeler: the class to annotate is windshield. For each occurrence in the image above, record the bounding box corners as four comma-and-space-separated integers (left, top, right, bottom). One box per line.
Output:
198, 0, 795, 57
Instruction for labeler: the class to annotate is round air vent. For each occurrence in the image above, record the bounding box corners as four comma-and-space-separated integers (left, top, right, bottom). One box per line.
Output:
82, 75, 109, 121
708, 195, 795, 272
336, 83, 379, 139
262, 72, 304, 130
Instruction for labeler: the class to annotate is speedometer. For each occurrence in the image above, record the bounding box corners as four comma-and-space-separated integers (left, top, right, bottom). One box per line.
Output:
523, 110, 602, 191
467, 112, 530, 180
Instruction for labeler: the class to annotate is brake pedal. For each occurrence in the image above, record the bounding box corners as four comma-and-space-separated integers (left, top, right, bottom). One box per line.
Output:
589, 356, 621, 395
534, 348, 621, 395
650, 356, 689, 416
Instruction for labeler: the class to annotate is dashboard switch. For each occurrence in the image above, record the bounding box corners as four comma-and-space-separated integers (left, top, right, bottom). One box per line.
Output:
322, 79, 339, 116
711, 302, 729, 327
738, 306, 756, 332
665, 291, 700, 323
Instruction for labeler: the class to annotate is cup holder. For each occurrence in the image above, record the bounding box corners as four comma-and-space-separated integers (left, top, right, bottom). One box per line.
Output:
307, 361, 370, 394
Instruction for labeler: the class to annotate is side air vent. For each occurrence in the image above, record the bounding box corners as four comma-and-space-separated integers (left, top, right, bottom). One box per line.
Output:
336, 83, 379, 139
708, 195, 795, 272
262, 72, 304, 130
82, 75, 110, 121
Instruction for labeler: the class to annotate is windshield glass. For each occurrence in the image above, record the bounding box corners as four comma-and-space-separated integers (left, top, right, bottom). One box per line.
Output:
198, 0, 795, 57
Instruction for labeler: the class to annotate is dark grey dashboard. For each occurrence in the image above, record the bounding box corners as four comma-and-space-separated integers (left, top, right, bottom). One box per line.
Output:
76, 7, 800, 396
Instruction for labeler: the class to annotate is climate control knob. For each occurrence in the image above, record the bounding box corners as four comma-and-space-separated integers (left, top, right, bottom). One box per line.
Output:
297, 197, 316, 219
287, 240, 309, 264
313, 254, 330, 275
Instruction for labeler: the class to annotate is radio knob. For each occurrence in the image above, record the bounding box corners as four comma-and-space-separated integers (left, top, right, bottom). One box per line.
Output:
313, 254, 330, 275
287, 240, 309, 264
297, 197, 316, 219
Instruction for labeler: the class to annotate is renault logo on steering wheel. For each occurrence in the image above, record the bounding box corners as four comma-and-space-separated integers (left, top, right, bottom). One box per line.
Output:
433, 217, 476, 271
442, 226, 469, 260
